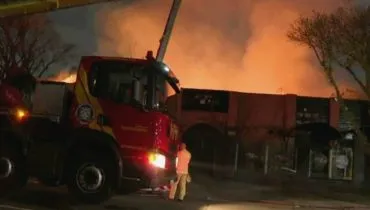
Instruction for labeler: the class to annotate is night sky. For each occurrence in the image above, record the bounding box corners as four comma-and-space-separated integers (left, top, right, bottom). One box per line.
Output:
47, 0, 135, 76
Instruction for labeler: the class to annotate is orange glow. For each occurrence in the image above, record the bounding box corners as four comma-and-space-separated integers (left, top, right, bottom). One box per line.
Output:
48, 71, 77, 83
13, 108, 28, 121
61, 74, 77, 83
16, 109, 26, 118
96, 0, 361, 98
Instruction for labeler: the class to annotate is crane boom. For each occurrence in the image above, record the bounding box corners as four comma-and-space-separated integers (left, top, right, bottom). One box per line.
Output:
155, 0, 182, 62
0, 0, 116, 18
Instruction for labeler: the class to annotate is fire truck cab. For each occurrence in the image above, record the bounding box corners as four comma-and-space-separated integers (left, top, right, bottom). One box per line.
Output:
0, 52, 181, 203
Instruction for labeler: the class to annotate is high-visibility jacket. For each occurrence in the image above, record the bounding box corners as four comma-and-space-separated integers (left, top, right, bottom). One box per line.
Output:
176, 149, 191, 174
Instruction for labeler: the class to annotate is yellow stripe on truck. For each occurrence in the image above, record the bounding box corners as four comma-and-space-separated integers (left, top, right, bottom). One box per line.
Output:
77, 68, 117, 138
74, 80, 100, 130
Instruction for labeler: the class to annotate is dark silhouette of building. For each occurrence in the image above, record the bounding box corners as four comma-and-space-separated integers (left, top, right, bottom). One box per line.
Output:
167, 88, 370, 182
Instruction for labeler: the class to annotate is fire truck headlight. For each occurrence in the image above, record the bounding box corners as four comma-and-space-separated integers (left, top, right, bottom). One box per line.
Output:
148, 153, 166, 169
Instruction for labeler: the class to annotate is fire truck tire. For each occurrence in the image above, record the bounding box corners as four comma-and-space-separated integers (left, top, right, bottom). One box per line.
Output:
67, 151, 116, 204
0, 142, 28, 199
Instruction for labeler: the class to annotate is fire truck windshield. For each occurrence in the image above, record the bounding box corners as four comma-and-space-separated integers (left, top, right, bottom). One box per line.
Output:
88, 59, 177, 110
147, 75, 168, 110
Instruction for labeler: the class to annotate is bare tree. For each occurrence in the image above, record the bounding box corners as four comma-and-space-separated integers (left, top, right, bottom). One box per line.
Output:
330, 7, 370, 98
287, 6, 370, 185
0, 14, 74, 81
288, 12, 341, 97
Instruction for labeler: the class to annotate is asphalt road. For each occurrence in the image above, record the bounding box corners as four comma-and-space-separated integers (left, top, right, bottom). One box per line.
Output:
2, 179, 370, 210
0, 185, 287, 210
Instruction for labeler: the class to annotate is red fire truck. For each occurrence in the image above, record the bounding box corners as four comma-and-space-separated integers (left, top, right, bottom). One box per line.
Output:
0, 0, 183, 204
0, 52, 181, 203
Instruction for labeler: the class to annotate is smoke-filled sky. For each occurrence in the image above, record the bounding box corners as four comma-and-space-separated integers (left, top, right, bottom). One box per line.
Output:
49, 0, 370, 98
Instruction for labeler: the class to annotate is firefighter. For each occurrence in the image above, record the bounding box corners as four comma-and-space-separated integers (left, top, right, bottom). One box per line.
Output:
169, 143, 192, 201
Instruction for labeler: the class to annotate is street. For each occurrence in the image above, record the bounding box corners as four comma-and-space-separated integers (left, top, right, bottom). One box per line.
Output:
0, 191, 310, 210
2, 175, 370, 210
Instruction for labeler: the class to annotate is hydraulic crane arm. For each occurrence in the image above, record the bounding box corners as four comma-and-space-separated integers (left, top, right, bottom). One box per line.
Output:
155, 0, 182, 62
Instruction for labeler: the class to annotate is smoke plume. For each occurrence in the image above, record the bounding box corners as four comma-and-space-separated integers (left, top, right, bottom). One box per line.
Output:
96, 0, 359, 98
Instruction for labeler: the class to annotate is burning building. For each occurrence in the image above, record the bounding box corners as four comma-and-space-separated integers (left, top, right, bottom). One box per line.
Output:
167, 88, 370, 181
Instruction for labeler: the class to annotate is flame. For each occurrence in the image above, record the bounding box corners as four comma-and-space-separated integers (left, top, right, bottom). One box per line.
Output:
47, 71, 76, 83
62, 74, 77, 83
96, 0, 361, 98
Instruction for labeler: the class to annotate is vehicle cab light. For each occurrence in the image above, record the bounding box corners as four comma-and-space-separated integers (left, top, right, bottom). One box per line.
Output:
16, 109, 26, 119
10, 108, 29, 122
148, 153, 166, 169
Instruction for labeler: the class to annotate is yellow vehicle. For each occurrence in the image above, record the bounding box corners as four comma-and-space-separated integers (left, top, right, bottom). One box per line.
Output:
0, 0, 113, 18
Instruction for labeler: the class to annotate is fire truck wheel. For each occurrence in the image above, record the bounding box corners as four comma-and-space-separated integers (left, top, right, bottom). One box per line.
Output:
67, 152, 116, 204
0, 142, 28, 199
